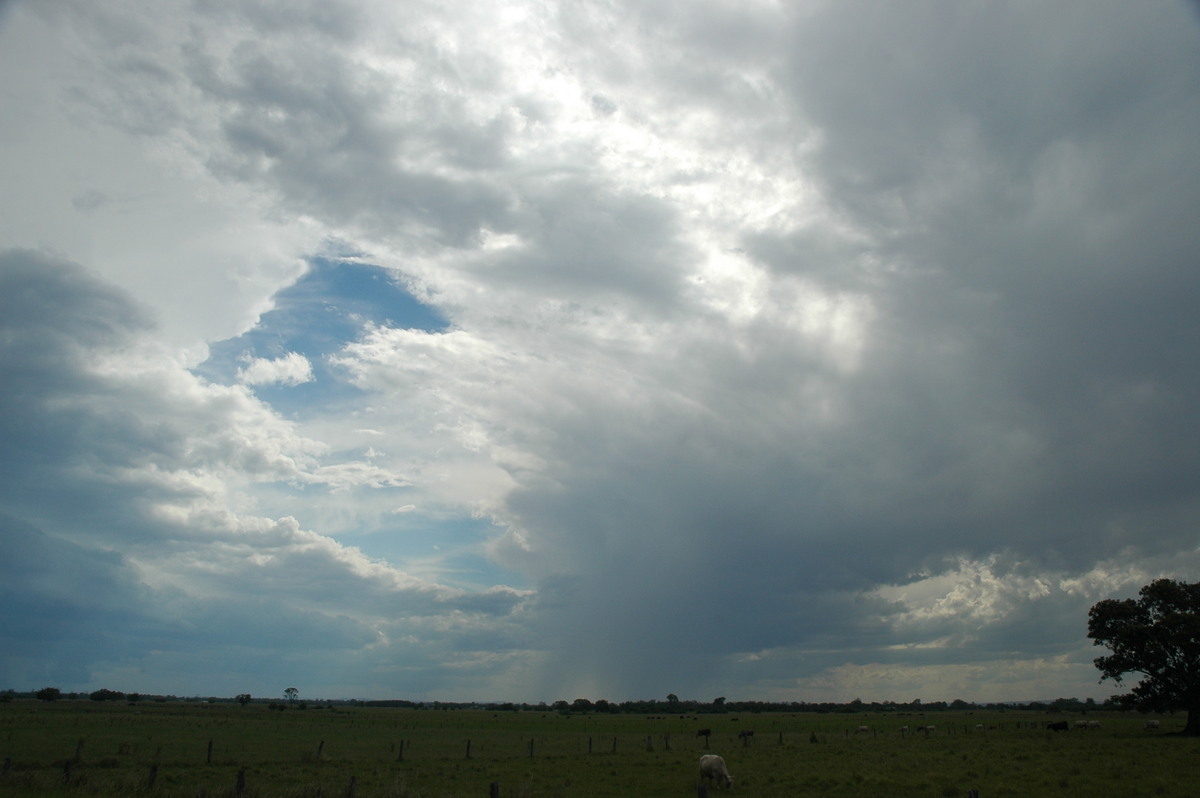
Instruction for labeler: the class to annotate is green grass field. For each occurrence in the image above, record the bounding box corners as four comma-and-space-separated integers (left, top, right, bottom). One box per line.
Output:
1, 702, 1196, 797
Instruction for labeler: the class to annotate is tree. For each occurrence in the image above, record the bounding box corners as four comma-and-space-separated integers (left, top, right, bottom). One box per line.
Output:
284, 687, 299, 704
236, 693, 253, 706
36, 687, 61, 702
1088, 578, 1200, 735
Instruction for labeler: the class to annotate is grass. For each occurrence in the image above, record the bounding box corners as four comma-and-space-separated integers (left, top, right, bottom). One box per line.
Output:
1, 702, 1197, 796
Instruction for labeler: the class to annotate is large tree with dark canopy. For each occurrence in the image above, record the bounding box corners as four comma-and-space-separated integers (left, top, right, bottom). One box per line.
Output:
1088, 579, 1200, 735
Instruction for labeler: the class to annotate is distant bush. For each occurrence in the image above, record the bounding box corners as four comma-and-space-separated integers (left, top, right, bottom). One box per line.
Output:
36, 687, 62, 702
90, 688, 126, 702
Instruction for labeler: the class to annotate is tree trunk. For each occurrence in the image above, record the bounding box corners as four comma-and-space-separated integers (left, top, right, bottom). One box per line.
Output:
1186, 708, 1200, 736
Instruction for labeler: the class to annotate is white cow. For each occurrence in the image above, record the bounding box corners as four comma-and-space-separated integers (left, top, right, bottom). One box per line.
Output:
699, 754, 733, 789
1145, 720, 1161, 731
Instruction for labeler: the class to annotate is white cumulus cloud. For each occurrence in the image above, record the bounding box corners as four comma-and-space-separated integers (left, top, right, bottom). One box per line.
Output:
237, 351, 314, 386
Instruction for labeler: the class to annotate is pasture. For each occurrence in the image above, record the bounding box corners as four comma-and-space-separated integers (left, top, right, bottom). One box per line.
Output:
1, 701, 1196, 797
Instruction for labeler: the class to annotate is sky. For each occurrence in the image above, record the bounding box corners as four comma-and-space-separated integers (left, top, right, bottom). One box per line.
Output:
2, 0, 1199, 705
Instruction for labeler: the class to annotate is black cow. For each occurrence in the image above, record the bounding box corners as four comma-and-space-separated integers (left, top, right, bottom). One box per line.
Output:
1047, 721, 1069, 732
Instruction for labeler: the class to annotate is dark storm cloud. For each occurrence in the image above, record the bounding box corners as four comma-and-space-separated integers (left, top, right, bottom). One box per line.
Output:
0, 248, 153, 364
0, 250, 169, 525
761, 1, 1200, 570
480, 1, 1200, 697
0, 513, 162, 683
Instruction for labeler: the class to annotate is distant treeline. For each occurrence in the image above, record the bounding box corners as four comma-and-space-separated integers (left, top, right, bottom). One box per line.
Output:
3, 688, 1116, 715
365, 696, 1116, 715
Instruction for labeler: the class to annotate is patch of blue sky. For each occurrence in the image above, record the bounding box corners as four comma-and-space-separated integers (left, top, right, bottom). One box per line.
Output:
194, 258, 448, 415
345, 514, 529, 592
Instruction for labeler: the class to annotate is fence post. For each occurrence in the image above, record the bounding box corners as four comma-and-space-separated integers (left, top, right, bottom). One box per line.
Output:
698, 785, 709, 798
235, 769, 246, 796
147, 763, 158, 790
397, 739, 404, 762
489, 783, 501, 798
346, 775, 356, 798
466, 739, 472, 759
612, 736, 618, 754
318, 740, 325, 760
529, 738, 535, 758
207, 739, 213, 764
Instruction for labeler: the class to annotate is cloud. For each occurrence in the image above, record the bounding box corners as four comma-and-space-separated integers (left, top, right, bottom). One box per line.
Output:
2, 0, 1199, 703
237, 352, 313, 386
0, 249, 530, 695
0, 512, 158, 684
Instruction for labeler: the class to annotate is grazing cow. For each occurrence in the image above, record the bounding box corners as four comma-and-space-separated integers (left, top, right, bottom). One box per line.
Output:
1145, 720, 1161, 731
1087, 720, 1100, 729
899, 725, 909, 735
738, 729, 754, 743
1073, 720, 1089, 729
696, 729, 712, 738
699, 754, 733, 789
855, 725, 870, 734
1047, 721, 1069, 731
